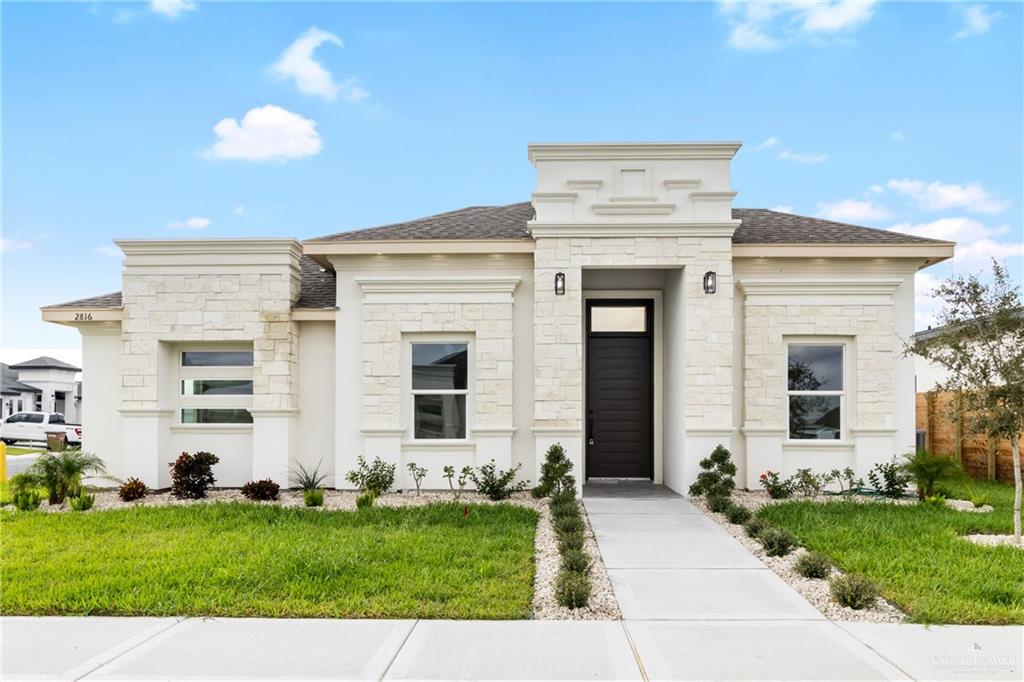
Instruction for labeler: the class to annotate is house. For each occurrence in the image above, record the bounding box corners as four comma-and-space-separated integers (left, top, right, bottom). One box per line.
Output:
41, 142, 954, 491
1, 358, 81, 421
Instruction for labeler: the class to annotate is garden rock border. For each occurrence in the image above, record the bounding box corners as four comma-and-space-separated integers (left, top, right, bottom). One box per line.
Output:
962, 534, 1024, 549
9, 487, 622, 621
694, 492, 905, 624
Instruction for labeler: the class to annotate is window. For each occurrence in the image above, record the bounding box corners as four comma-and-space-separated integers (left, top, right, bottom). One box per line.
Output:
590, 306, 648, 333
50, 414, 65, 425
411, 342, 468, 439
179, 348, 253, 426
5, 414, 23, 424
24, 413, 44, 424
787, 344, 844, 440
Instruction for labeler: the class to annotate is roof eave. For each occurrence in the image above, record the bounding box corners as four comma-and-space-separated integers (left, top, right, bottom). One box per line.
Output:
303, 239, 536, 264
731, 242, 955, 267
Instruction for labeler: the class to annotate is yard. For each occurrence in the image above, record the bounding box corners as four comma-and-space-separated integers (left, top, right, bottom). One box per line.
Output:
757, 479, 1024, 625
0, 502, 538, 619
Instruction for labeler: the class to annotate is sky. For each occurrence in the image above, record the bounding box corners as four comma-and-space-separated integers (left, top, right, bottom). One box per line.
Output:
2, 0, 1022, 367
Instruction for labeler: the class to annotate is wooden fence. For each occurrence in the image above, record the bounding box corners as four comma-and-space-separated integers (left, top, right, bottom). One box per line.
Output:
916, 391, 1023, 483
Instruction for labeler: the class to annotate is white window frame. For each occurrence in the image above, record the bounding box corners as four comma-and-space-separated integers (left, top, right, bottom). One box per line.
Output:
785, 341, 847, 442
404, 334, 473, 444
177, 347, 254, 428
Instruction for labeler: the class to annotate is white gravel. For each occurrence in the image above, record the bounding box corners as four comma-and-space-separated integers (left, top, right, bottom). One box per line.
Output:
962, 534, 1024, 548
694, 494, 905, 624
16, 486, 621, 620
945, 498, 994, 513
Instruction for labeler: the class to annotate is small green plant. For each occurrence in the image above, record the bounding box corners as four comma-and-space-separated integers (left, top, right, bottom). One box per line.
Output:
406, 462, 427, 495
561, 548, 592, 573
794, 551, 831, 579
346, 455, 396, 496
744, 517, 770, 538
555, 569, 590, 608
471, 460, 528, 501
118, 477, 147, 502
558, 530, 585, 553
355, 490, 376, 510
442, 465, 474, 499
28, 450, 108, 504
707, 494, 732, 514
824, 467, 863, 495
867, 457, 913, 499
922, 494, 947, 508
758, 470, 793, 499
554, 514, 584, 536
759, 527, 797, 556
550, 487, 576, 506
688, 444, 737, 498
291, 459, 330, 492
13, 490, 42, 511
170, 451, 219, 499
971, 493, 992, 509
550, 499, 579, 519
303, 488, 324, 507
904, 450, 963, 500
241, 479, 280, 501
791, 468, 825, 497
532, 442, 575, 498
69, 492, 95, 512
830, 574, 879, 610
725, 503, 752, 525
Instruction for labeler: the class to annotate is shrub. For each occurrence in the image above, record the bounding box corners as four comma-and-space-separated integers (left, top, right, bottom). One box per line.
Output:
794, 551, 831, 579
904, 450, 963, 500
471, 460, 528, 501
744, 517, 770, 538
28, 450, 107, 504
241, 479, 280, 501
758, 470, 793, 499
13, 490, 42, 511
550, 487, 577, 506
922, 494, 947, 508
170, 451, 219, 499
69, 492, 95, 512
345, 455, 396, 496
824, 467, 863, 495
554, 514, 584, 537
555, 569, 590, 608
291, 459, 330, 492
725, 504, 752, 525
792, 468, 825, 497
558, 530, 585, 553
8, 473, 38, 498
550, 499, 579, 519
830, 574, 879, 610
442, 465, 474, 499
561, 548, 592, 573
759, 527, 798, 556
867, 457, 913, 499
406, 462, 427, 495
532, 442, 575, 499
707, 494, 732, 514
118, 477, 147, 502
304, 488, 324, 507
688, 444, 737, 498
355, 491, 376, 510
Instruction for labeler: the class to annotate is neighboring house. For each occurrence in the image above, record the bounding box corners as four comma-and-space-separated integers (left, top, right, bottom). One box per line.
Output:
913, 309, 1024, 392
40, 142, 954, 491
1, 358, 81, 422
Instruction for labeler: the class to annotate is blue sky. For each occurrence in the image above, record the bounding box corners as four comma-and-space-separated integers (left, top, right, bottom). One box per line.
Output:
2, 1, 1021, 364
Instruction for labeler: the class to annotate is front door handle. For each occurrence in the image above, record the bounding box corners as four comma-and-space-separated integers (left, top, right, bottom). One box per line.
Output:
587, 411, 594, 445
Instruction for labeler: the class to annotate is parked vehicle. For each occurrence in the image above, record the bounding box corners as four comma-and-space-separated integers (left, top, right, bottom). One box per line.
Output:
0, 412, 82, 446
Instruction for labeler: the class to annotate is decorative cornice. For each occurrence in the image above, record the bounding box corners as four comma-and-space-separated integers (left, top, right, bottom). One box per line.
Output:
304, 240, 535, 257
591, 202, 675, 215
532, 192, 577, 202
528, 221, 740, 239
566, 179, 603, 190
690, 191, 738, 201
355, 275, 521, 303
663, 179, 702, 190
738, 277, 903, 305
528, 142, 742, 162
731, 243, 954, 267
116, 238, 302, 259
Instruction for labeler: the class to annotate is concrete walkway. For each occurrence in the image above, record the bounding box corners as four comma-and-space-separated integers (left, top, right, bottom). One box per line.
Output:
3, 492, 1021, 681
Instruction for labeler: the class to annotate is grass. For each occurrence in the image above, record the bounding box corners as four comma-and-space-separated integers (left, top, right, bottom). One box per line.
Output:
757, 479, 1023, 625
1, 501, 538, 619
4, 446, 43, 456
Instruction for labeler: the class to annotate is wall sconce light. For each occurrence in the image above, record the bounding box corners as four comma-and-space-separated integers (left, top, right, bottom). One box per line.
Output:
554, 272, 566, 296
703, 270, 717, 295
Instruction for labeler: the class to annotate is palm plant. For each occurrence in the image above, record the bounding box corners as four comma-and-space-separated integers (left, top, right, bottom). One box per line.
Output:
27, 450, 108, 504
904, 449, 963, 500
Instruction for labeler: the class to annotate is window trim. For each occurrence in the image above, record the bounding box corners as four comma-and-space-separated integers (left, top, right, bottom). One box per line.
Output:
176, 345, 254, 428
785, 341, 847, 443
404, 335, 473, 443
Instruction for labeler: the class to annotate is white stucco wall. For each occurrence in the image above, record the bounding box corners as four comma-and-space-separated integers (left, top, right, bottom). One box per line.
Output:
80, 329, 122, 472
296, 320, 336, 475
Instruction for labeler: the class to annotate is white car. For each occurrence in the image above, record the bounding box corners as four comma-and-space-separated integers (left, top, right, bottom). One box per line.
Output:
0, 412, 82, 446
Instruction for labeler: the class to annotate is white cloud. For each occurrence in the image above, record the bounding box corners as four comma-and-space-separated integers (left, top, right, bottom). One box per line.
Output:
234, 205, 246, 216
720, 1, 876, 51
817, 198, 890, 222
891, 131, 904, 142
203, 105, 322, 162
754, 136, 779, 151
168, 217, 211, 230
770, 205, 794, 214
887, 178, 1010, 214
0, 238, 32, 252
779, 149, 828, 163
271, 27, 368, 102
150, 0, 196, 19
868, 184, 885, 195
95, 245, 123, 258
954, 4, 999, 40
889, 217, 1023, 271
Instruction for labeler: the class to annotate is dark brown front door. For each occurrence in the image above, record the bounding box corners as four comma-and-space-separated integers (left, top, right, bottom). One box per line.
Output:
585, 300, 653, 479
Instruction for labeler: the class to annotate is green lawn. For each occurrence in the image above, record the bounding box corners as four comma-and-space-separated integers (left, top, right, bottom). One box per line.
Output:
4, 446, 43, 456
1, 502, 538, 619
757, 480, 1024, 624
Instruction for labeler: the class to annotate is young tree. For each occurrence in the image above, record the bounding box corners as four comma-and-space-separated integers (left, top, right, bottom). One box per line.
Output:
910, 259, 1023, 544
